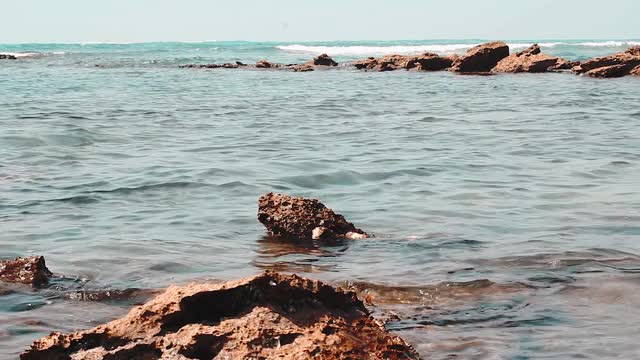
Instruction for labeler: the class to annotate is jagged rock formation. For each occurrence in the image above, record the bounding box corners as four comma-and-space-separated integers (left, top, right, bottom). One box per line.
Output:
449, 41, 510, 73
352, 52, 453, 71
0, 256, 52, 287
492, 44, 571, 73
22, 272, 419, 360
572, 46, 640, 78
258, 192, 369, 240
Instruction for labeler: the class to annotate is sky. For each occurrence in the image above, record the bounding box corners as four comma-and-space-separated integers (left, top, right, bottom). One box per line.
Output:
2, 0, 639, 43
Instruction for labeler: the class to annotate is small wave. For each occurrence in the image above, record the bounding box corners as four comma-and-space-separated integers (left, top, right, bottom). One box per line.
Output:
577, 40, 640, 47
0, 51, 65, 58
277, 44, 475, 56
277, 41, 640, 56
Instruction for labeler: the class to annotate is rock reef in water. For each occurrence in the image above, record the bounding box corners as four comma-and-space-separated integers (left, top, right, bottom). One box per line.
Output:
22, 272, 419, 360
0, 256, 52, 287
0, 53, 18, 60
492, 44, 571, 73
258, 192, 370, 240
181, 54, 339, 72
449, 41, 510, 73
352, 52, 453, 71
572, 46, 640, 78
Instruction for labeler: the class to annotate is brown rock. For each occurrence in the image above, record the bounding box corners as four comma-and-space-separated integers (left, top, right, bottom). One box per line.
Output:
493, 44, 566, 73
516, 44, 542, 56
22, 272, 419, 360
290, 54, 339, 72
312, 53, 338, 66
352, 52, 452, 72
258, 192, 369, 240
0, 256, 52, 287
255, 60, 280, 69
631, 65, 640, 76
449, 41, 510, 72
572, 46, 640, 78
290, 63, 316, 72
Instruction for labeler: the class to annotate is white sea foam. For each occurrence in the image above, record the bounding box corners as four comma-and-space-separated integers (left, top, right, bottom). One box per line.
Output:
276, 44, 476, 56
576, 41, 640, 47
0, 52, 44, 58
277, 41, 640, 56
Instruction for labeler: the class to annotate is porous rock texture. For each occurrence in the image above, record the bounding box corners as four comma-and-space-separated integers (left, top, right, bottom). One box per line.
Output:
258, 192, 369, 240
22, 272, 419, 360
0, 256, 52, 287
352, 52, 452, 71
449, 41, 510, 73
492, 44, 569, 73
572, 46, 640, 78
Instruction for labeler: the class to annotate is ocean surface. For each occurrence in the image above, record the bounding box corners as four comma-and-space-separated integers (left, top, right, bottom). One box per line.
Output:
1, 40, 640, 359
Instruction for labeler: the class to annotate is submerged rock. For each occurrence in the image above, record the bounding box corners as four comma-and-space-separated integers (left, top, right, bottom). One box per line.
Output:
258, 192, 369, 240
449, 41, 510, 73
492, 44, 569, 73
180, 62, 241, 69
0, 53, 18, 60
572, 46, 640, 78
352, 52, 452, 72
0, 256, 52, 287
22, 272, 419, 360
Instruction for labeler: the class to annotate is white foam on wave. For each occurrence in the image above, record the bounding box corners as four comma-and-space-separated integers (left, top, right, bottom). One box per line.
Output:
277, 44, 475, 56
576, 41, 640, 47
278, 41, 640, 56
0, 52, 44, 58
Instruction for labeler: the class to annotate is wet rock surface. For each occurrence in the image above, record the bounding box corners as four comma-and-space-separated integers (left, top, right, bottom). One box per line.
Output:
492, 44, 569, 73
352, 53, 452, 71
449, 41, 510, 73
0, 53, 18, 60
258, 192, 369, 240
22, 272, 419, 360
572, 46, 640, 78
0, 257, 52, 287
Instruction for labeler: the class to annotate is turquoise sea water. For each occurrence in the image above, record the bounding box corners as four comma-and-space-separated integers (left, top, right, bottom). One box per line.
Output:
1, 40, 640, 359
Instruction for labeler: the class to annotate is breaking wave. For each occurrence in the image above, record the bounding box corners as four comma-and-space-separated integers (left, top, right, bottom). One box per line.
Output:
277, 41, 640, 56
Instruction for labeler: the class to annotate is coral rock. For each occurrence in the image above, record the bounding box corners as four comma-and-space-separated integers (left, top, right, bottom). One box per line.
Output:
492, 44, 568, 73
255, 60, 281, 69
449, 41, 510, 72
572, 46, 640, 78
258, 192, 369, 240
0, 256, 52, 287
352, 53, 452, 72
22, 272, 419, 360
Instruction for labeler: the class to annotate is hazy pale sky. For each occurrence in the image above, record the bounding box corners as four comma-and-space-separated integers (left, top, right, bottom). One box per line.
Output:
3, 0, 639, 43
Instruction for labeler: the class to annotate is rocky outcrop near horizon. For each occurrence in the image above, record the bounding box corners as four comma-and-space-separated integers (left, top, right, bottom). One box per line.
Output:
492, 44, 575, 73
572, 46, 640, 78
351, 52, 454, 71
0, 53, 18, 60
449, 41, 510, 73
177, 43, 640, 79
22, 271, 419, 360
258, 192, 369, 240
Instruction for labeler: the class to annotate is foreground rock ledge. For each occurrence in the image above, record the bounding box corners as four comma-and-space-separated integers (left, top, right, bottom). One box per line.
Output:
0, 256, 52, 287
22, 272, 419, 360
258, 192, 370, 240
